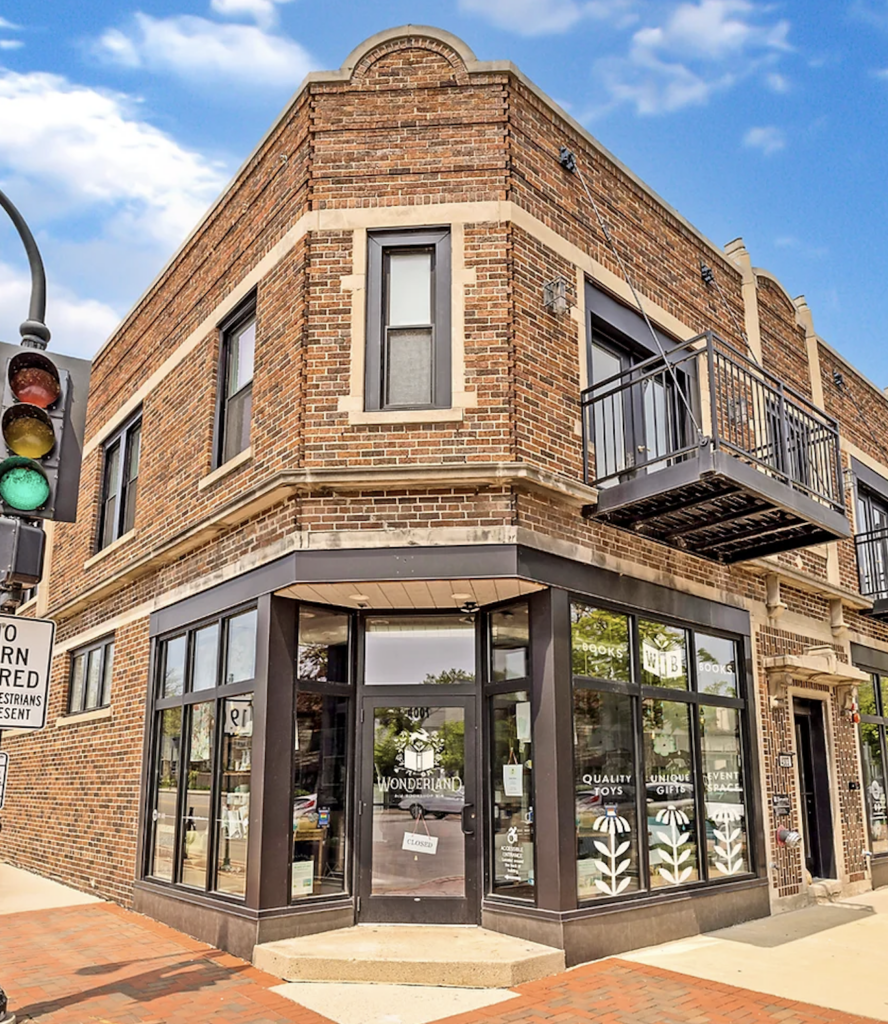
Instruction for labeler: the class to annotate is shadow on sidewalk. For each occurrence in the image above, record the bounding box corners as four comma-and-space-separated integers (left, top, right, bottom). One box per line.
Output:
13, 953, 254, 1021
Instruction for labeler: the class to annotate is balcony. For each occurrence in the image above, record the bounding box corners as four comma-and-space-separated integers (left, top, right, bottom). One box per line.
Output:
855, 529, 888, 617
581, 332, 850, 563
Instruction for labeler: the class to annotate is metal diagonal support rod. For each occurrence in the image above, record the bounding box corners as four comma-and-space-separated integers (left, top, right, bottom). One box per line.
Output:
0, 188, 49, 351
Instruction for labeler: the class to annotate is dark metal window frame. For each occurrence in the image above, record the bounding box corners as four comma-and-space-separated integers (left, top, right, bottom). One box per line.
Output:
97, 409, 142, 551
365, 228, 451, 411
292, 603, 355, 904
214, 295, 257, 469
145, 603, 258, 900
68, 635, 114, 714
569, 596, 754, 905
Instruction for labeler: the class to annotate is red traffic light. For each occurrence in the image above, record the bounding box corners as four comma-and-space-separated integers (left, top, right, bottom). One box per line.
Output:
8, 351, 60, 409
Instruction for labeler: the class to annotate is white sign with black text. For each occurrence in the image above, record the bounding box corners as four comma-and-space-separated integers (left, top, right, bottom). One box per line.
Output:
0, 614, 55, 731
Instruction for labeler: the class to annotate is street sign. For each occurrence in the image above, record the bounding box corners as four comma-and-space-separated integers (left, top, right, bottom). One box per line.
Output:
0, 614, 55, 731
0, 752, 7, 809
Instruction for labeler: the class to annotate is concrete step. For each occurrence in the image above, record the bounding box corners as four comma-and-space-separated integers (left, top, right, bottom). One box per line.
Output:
810, 878, 844, 904
253, 925, 566, 988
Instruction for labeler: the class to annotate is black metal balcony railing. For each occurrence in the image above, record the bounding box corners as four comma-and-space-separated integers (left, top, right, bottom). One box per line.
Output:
580, 332, 850, 563
856, 528, 888, 603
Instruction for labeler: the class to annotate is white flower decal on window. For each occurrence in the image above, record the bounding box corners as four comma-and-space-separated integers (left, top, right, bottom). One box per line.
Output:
709, 805, 745, 875
590, 805, 632, 896
653, 803, 693, 885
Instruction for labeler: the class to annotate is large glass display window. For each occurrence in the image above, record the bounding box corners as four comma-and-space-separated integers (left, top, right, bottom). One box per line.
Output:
858, 674, 888, 856
293, 606, 352, 900
571, 602, 751, 902
146, 605, 257, 899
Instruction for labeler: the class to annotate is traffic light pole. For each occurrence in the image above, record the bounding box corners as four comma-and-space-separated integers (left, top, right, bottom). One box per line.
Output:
0, 186, 50, 1024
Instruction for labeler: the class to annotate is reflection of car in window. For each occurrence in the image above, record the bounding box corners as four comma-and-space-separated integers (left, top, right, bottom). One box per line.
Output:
293, 793, 317, 824
398, 788, 465, 819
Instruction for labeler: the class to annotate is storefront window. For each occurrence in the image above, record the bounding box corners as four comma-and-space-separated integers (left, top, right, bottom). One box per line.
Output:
700, 705, 749, 875
640, 620, 688, 690
491, 605, 529, 681
365, 616, 475, 685
215, 697, 252, 896
298, 608, 349, 683
490, 690, 534, 898
571, 604, 630, 682
644, 699, 699, 887
147, 606, 258, 897
858, 674, 888, 855
571, 603, 750, 901
293, 692, 349, 898
574, 688, 640, 898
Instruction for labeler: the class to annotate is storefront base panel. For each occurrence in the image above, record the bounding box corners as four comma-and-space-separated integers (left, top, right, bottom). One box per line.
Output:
133, 883, 354, 962
871, 857, 888, 891
482, 881, 771, 967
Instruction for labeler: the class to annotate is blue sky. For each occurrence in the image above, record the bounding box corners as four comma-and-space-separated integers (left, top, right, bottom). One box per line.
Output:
0, 0, 885, 386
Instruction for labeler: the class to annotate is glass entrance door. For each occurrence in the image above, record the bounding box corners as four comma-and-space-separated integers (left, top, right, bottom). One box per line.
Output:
358, 699, 478, 923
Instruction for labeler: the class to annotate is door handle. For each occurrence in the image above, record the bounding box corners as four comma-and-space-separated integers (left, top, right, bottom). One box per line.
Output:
461, 804, 476, 836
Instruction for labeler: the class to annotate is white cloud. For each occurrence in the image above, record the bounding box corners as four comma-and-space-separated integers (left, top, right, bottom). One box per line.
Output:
458, 0, 637, 36
743, 124, 785, 155
96, 12, 315, 88
766, 71, 789, 92
0, 261, 120, 359
874, 67, 888, 78
0, 68, 227, 247
591, 0, 793, 115
0, 17, 19, 30
210, 0, 296, 30
0, 40, 22, 50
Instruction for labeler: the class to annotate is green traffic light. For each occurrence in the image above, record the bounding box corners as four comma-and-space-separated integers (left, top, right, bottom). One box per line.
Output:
0, 456, 50, 511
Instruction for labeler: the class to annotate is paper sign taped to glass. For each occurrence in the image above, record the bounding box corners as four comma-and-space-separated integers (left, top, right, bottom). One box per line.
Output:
502, 763, 524, 797
292, 859, 314, 893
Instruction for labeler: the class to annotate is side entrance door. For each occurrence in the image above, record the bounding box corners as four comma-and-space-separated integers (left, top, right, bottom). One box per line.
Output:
793, 698, 836, 879
357, 698, 479, 924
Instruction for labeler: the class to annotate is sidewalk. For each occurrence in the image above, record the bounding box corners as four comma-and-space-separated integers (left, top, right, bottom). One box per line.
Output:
0, 863, 884, 1024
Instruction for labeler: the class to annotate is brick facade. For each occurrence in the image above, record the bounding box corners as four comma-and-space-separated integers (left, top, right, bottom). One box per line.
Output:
2, 26, 887, 952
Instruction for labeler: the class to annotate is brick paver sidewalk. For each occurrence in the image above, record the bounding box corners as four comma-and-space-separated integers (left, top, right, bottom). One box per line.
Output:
0, 901, 880, 1024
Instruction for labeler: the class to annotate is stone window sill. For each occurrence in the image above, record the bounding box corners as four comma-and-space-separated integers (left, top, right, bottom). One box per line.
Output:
84, 530, 136, 570
343, 408, 466, 426
198, 447, 252, 491
56, 706, 112, 728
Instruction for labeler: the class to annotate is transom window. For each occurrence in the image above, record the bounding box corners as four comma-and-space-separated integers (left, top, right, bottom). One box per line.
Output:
571, 602, 750, 901
365, 229, 451, 411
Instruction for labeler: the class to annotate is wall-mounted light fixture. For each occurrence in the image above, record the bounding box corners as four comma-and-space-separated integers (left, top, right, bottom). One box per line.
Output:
543, 277, 574, 316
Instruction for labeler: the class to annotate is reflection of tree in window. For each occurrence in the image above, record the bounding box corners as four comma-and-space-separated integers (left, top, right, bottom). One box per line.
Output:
570, 605, 630, 681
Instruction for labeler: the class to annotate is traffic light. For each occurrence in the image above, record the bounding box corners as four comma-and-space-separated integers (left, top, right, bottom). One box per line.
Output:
0, 342, 91, 522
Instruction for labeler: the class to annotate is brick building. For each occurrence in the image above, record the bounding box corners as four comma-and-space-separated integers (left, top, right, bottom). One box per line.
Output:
3, 24, 888, 965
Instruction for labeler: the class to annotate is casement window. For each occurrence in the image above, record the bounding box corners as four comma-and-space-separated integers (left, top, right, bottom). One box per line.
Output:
365, 229, 451, 411
69, 637, 114, 713
146, 606, 258, 897
571, 603, 752, 900
99, 413, 141, 549
216, 299, 256, 466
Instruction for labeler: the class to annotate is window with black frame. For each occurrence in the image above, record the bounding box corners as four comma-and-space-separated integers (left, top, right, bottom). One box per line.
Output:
571, 602, 750, 902
487, 602, 535, 900
69, 636, 114, 713
365, 228, 451, 411
146, 606, 257, 898
857, 674, 888, 856
98, 413, 141, 549
293, 605, 352, 900
216, 299, 256, 466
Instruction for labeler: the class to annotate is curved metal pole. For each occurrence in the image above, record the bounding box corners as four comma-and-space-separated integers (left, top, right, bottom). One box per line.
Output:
0, 188, 49, 350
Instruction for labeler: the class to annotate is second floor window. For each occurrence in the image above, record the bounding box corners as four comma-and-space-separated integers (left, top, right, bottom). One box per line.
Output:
100, 414, 141, 549
365, 228, 451, 411
69, 637, 114, 713
217, 300, 256, 465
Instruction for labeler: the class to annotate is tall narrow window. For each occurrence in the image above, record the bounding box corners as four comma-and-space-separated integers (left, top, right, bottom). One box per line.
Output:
217, 300, 256, 465
365, 229, 451, 411
99, 414, 141, 549
68, 636, 115, 713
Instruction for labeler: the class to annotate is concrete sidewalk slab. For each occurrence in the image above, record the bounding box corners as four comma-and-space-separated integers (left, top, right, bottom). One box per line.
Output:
623, 888, 888, 1021
0, 861, 102, 915
271, 982, 517, 1024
